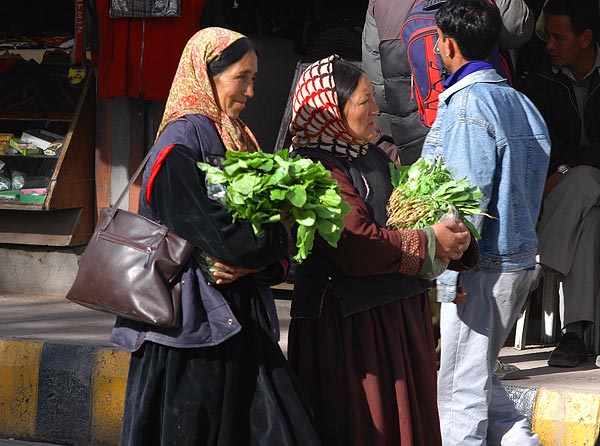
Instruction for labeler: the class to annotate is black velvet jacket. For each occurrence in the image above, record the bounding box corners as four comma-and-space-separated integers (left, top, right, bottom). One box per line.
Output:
521, 55, 600, 175
111, 115, 288, 351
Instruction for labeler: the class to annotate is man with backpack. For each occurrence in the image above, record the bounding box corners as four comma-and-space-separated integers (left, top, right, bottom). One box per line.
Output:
361, 0, 536, 381
361, 0, 533, 165
420, 0, 550, 444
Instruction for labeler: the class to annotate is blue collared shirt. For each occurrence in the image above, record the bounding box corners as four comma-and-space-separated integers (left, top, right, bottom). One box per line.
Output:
442, 60, 494, 89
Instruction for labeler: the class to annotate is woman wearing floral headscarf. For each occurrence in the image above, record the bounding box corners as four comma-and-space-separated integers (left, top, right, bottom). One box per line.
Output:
110, 27, 320, 446
287, 56, 476, 446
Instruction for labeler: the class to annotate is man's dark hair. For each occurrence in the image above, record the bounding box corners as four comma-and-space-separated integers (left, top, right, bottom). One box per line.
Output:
544, 0, 600, 43
332, 59, 365, 112
435, 0, 502, 61
207, 38, 259, 77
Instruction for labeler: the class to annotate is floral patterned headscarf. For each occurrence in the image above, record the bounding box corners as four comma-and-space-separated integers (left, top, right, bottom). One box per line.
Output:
289, 55, 368, 159
156, 27, 260, 153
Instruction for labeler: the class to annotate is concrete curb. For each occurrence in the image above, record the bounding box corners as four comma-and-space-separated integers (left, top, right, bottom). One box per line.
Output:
506, 385, 600, 445
0, 339, 129, 446
0, 338, 599, 445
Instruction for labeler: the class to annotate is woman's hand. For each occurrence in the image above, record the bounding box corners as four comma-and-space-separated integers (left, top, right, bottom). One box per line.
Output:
280, 205, 295, 232
543, 171, 562, 200
453, 285, 467, 305
211, 261, 265, 285
431, 219, 471, 263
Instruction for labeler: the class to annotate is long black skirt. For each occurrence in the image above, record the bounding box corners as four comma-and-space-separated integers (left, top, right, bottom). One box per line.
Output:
119, 293, 320, 446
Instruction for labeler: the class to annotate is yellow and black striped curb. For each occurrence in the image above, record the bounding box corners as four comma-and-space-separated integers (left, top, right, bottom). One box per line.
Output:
0, 339, 129, 446
506, 384, 600, 445
1, 338, 599, 445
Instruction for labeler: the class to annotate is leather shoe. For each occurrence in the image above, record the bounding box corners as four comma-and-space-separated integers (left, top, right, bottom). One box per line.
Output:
547, 332, 587, 367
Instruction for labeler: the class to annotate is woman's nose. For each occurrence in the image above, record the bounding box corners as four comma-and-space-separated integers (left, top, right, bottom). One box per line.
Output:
245, 82, 254, 98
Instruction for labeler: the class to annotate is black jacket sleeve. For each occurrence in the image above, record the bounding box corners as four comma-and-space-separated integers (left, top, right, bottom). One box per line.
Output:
150, 144, 289, 269
521, 69, 600, 174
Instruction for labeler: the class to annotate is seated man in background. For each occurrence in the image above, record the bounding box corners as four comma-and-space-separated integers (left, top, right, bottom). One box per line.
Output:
521, 0, 600, 367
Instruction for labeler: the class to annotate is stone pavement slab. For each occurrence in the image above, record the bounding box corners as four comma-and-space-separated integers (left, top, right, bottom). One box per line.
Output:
0, 294, 292, 351
0, 295, 114, 346
499, 345, 600, 391
1, 292, 598, 395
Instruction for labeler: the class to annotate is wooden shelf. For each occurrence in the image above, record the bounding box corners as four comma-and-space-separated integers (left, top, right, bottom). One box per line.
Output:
0, 47, 91, 65
0, 153, 59, 159
0, 201, 44, 211
0, 111, 74, 121
0, 207, 86, 246
1, 48, 72, 64
0, 64, 95, 246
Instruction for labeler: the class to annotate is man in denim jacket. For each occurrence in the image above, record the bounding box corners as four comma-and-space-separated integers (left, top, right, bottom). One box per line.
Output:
421, 0, 550, 444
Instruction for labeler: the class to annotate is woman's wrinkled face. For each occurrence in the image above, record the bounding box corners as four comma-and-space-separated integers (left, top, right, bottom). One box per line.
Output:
212, 50, 258, 119
341, 74, 379, 143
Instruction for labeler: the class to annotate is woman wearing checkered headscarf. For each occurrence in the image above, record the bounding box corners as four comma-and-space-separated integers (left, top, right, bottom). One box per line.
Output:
286, 56, 476, 446
113, 27, 320, 446
289, 54, 370, 158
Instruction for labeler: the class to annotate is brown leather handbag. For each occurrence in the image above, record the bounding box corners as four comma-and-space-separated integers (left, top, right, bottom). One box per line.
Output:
66, 149, 193, 328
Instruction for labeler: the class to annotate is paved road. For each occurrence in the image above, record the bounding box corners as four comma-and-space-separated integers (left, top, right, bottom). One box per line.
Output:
0, 440, 62, 446
0, 292, 599, 446
0, 292, 598, 390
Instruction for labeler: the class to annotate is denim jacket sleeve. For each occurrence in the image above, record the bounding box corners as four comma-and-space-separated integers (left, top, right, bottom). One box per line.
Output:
436, 269, 460, 303
442, 118, 496, 237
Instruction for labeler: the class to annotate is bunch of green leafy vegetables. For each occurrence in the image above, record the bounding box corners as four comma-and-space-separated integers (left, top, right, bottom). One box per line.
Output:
197, 149, 350, 262
387, 156, 488, 238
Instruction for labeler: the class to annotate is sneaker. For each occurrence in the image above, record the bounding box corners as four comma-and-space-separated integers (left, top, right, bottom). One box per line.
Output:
596, 355, 600, 368
547, 332, 587, 367
494, 359, 522, 380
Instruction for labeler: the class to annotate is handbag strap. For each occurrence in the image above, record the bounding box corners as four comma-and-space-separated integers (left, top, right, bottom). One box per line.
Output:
101, 148, 156, 230
103, 116, 220, 229
111, 117, 197, 211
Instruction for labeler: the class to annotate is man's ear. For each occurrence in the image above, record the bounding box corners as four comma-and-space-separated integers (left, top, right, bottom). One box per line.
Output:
446, 37, 457, 58
580, 28, 594, 48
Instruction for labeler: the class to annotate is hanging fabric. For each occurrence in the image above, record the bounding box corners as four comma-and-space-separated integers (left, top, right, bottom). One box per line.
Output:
110, 0, 181, 18
95, 0, 206, 100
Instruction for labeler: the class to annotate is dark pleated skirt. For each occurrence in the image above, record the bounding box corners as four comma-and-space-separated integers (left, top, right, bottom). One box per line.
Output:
120, 292, 321, 446
288, 291, 441, 446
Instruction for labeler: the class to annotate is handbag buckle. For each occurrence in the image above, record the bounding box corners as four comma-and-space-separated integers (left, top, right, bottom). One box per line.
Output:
143, 247, 152, 269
